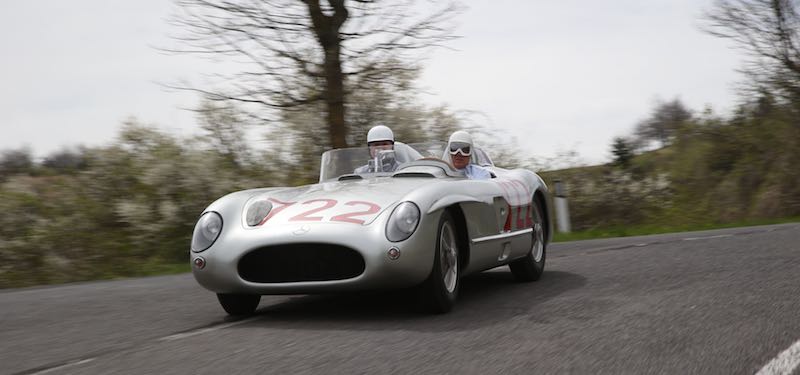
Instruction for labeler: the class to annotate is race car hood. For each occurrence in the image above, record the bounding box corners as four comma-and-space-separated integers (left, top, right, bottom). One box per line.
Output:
239, 176, 437, 227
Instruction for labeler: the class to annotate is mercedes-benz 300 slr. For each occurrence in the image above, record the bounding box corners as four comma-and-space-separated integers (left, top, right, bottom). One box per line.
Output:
190, 142, 552, 314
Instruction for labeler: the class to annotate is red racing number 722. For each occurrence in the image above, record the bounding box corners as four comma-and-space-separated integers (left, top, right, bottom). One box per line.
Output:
258, 198, 381, 225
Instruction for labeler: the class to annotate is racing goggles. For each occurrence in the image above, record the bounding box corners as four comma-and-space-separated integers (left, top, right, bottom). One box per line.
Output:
448, 142, 472, 156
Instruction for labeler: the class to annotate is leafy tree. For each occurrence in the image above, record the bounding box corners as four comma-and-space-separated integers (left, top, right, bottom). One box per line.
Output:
610, 137, 634, 169
634, 98, 692, 147
0, 147, 34, 178
41, 147, 88, 173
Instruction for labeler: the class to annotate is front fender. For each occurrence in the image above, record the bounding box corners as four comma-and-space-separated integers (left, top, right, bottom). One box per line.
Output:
427, 194, 489, 214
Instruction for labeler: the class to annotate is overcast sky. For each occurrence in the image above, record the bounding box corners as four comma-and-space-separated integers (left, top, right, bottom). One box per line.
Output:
0, 0, 743, 165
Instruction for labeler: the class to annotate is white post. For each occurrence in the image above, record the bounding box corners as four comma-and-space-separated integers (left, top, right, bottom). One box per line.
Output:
554, 180, 571, 233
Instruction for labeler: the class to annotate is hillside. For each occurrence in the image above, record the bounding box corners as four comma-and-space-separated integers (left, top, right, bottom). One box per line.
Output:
539, 104, 800, 235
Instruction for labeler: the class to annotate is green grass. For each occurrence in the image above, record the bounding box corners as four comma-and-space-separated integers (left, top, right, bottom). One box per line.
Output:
552, 216, 800, 242
0, 262, 192, 289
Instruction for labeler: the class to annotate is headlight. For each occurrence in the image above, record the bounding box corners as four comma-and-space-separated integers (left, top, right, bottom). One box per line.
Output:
386, 202, 420, 242
245, 199, 273, 227
191, 211, 223, 252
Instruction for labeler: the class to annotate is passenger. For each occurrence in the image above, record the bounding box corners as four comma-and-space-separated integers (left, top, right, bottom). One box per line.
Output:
447, 130, 492, 180
354, 125, 400, 173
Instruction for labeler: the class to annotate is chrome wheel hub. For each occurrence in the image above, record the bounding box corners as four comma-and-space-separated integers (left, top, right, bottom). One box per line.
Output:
439, 221, 458, 293
532, 222, 544, 262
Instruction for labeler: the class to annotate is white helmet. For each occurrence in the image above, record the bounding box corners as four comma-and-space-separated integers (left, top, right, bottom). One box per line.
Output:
367, 125, 394, 144
448, 130, 474, 157
448, 130, 473, 145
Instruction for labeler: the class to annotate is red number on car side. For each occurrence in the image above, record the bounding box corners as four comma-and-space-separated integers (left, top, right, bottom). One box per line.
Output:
516, 206, 525, 229
525, 204, 534, 228
330, 201, 382, 224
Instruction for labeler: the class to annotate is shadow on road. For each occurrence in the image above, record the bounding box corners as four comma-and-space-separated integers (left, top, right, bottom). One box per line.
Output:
243, 270, 586, 332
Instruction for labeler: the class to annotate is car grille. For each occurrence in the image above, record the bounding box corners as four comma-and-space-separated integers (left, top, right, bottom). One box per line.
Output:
238, 243, 365, 283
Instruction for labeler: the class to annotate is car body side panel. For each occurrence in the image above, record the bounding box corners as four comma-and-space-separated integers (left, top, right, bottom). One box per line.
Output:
401, 175, 543, 275
492, 167, 553, 242
457, 200, 505, 273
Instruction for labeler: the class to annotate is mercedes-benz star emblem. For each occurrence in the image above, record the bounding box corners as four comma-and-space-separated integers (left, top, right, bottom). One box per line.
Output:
292, 225, 311, 235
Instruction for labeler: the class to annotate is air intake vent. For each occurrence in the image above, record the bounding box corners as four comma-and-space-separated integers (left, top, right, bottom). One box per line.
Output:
238, 243, 365, 283
392, 172, 435, 178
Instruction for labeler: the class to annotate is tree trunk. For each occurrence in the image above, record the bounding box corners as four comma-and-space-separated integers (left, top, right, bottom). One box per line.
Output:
323, 43, 347, 148
306, 0, 349, 149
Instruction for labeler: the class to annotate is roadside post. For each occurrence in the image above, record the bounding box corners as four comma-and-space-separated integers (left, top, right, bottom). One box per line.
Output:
554, 180, 571, 233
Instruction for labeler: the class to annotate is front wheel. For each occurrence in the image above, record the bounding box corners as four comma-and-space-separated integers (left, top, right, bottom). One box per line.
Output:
509, 199, 546, 282
419, 210, 460, 313
217, 293, 261, 316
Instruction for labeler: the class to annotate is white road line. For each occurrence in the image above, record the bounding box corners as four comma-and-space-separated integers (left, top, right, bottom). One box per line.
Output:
31, 358, 95, 375
159, 317, 258, 342
755, 339, 800, 375
682, 234, 734, 241
27, 319, 257, 374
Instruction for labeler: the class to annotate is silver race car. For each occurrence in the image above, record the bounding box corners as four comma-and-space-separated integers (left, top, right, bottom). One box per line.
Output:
190, 142, 552, 314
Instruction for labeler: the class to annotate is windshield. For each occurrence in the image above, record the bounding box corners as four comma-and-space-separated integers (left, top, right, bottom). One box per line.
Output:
408, 141, 447, 158
319, 141, 424, 181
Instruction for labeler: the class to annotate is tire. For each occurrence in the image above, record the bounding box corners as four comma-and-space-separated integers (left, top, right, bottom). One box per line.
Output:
420, 210, 460, 313
509, 198, 546, 282
217, 293, 261, 316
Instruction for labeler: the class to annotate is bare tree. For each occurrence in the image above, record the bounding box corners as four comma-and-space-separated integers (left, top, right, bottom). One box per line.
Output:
705, 0, 800, 102
170, 0, 463, 148
196, 101, 252, 168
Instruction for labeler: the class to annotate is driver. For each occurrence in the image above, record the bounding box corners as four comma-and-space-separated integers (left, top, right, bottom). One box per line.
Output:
354, 125, 400, 173
448, 130, 492, 180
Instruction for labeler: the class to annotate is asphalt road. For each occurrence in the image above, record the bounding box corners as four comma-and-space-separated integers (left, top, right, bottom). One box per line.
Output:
2, 223, 799, 375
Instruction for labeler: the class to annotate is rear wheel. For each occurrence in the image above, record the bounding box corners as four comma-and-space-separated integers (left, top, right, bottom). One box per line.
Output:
420, 210, 460, 313
217, 293, 261, 316
509, 199, 546, 282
